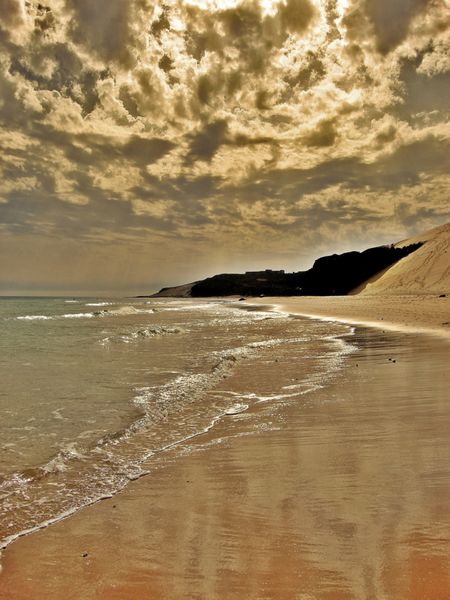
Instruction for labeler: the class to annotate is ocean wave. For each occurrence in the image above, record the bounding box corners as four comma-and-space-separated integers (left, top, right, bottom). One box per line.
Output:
248, 337, 303, 348
16, 304, 156, 322
108, 305, 153, 316
207, 309, 286, 327
61, 312, 97, 319
0, 443, 88, 493
85, 302, 114, 307
128, 344, 257, 423
100, 325, 184, 345
16, 311, 105, 321
159, 302, 220, 312
16, 315, 53, 321
40, 443, 86, 475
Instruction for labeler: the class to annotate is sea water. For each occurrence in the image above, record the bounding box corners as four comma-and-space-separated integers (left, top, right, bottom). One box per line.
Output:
0, 297, 353, 551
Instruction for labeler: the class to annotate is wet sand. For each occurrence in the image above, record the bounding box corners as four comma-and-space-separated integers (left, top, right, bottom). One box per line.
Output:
252, 295, 450, 339
1, 310, 450, 599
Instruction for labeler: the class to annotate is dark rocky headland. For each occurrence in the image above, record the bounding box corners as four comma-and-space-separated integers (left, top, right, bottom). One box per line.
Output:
144, 242, 422, 298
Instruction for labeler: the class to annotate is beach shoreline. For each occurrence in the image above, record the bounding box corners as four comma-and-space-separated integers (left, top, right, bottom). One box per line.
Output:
250, 294, 450, 340
1, 297, 450, 599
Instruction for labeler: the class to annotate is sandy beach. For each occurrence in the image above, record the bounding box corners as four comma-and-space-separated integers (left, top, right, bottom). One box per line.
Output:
1, 0, 449, 595
253, 294, 450, 339
1, 296, 450, 600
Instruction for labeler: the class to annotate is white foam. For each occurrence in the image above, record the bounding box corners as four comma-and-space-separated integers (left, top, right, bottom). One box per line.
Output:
40, 443, 86, 475
16, 315, 52, 321
51, 408, 66, 421
0, 473, 32, 492
0, 483, 133, 552
85, 302, 113, 307
224, 403, 249, 415
100, 325, 183, 345
62, 312, 95, 319
160, 303, 220, 312
108, 306, 150, 316
133, 386, 156, 407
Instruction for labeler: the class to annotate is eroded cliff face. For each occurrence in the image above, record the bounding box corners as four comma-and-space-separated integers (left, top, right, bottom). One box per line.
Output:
150, 243, 422, 298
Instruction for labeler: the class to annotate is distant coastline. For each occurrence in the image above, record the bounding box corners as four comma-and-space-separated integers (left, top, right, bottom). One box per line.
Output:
142, 220, 450, 299
146, 242, 421, 298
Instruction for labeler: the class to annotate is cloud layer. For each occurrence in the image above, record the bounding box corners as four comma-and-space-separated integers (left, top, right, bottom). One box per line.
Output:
0, 0, 449, 292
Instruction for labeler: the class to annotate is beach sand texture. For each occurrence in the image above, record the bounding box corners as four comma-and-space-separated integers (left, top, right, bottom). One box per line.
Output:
1, 223, 449, 599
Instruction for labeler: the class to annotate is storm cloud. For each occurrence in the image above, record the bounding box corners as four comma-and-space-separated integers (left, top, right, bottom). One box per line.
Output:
0, 0, 449, 293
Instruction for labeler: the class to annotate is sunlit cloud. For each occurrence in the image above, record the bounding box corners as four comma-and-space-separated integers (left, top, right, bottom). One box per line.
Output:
0, 0, 449, 293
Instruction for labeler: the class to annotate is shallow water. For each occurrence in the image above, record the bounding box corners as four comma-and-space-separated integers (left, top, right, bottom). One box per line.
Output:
0, 297, 352, 551
1, 321, 449, 600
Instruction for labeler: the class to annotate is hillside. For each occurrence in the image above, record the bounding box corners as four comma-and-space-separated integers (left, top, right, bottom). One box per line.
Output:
150, 241, 423, 298
355, 221, 450, 295
149, 221, 449, 298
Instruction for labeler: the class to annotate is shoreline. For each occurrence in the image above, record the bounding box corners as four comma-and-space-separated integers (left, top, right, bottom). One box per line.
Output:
0, 305, 352, 559
249, 294, 450, 340
1, 299, 450, 598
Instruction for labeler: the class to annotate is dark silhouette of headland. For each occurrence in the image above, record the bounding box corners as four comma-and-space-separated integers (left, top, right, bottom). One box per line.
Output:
146, 242, 422, 298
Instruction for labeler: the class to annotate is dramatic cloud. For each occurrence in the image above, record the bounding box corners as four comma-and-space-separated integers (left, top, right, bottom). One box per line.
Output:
0, 0, 449, 293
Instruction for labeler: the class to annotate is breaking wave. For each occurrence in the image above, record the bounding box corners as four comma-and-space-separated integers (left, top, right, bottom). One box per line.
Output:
16, 315, 52, 321
85, 302, 114, 307
100, 325, 184, 345
15, 304, 155, 322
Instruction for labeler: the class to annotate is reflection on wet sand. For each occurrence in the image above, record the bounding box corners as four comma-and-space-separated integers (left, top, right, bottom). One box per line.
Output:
1, 328, 450, 599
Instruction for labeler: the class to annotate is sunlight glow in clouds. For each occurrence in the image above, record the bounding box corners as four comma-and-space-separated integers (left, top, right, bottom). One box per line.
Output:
0, 0, 449, 293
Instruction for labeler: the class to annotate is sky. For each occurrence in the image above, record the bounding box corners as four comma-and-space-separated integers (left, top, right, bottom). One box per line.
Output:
0, 0, 449, 295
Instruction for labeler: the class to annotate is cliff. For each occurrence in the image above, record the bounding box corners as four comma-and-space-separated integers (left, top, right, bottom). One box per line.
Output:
150, 242, 423, 298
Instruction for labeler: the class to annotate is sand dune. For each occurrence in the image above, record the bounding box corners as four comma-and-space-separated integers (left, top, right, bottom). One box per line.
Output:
355, 221, 450, 296
268, 221, 450, 339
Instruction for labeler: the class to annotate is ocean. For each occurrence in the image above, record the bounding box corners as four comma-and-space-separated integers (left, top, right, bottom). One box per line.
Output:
0, 297, 354, 552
